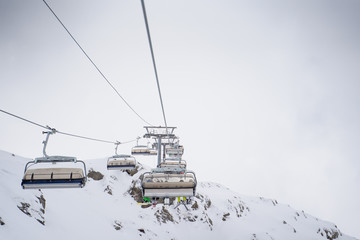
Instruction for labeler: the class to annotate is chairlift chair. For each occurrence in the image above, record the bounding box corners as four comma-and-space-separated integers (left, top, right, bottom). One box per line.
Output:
149, 148, 157, 155
131, 145, 151, 155
141, 170, 197, 198
107, 154, 136, 170
148, 142, 158, 155
21, 131, 87, 189
131, 137, 151, 155
159, 157, 187, 169
107, 142, 136, 170
165, 145, 184, 157
21, 156, 87, 189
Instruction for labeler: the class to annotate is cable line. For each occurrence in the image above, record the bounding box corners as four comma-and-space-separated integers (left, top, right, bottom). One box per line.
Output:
0, 109, 49, 130
0, 108, 137, 145
42, 0, 152, 126
56, 131, 116, 144
140, 0, 168, 129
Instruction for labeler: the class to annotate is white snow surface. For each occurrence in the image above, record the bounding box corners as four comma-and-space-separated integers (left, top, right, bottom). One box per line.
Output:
0, 150, 357, 240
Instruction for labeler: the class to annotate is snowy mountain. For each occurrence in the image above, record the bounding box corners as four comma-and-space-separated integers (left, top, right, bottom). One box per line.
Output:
0, 149, 357, 240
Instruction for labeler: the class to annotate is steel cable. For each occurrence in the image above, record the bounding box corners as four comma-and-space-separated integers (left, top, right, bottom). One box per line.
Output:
0, 108, 137, 145
140, 0, 168, 129
42, 0, 152, 126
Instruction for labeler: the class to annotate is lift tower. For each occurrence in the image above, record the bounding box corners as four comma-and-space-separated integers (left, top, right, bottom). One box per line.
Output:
143, 126, 176, 166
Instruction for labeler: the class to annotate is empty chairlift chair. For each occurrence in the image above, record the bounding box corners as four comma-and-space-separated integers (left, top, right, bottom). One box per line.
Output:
21, 131, 87, 189
159, 158, 187, 169
149, 148, 157, 155
21, 156, 87, 189
131, 138, 151, 155
131, 145, 151, 155
149, 142, 158, 155
107, 142, 137, 170
107, 154, 136, 170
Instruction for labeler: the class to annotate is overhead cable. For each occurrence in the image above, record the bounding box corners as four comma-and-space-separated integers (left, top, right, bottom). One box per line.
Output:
140, 0, 168, 129
42, 0, 152, 126
56, 131, 116, 144
0, 109, 49, 130
0, 108, 137, 145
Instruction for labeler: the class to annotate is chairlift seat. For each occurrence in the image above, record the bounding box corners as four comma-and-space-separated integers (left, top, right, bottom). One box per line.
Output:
144, 188, 194, 197
159, 159, 186, 169
149, 149, 157, 155
107, 155, 136, 170
142, 172, 196, 197
143, 181, 195, 188
21, 167, 86, 189
131, 145, 151, 155
165, 145, 184, 156
21, 132, 87, 190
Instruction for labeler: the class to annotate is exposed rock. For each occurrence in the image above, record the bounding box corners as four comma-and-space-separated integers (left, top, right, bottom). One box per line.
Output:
232, 202, 248, 218
138, 228, 145, 233
191, 201, 199, 210
324, 228, 340, 240
104, 185, 113, 195
110, 175, 118, 181
205, 199, 212, 209
225, 196, 249, 218
0, 217, 5, 225
36, 219, 45, 225
207, 217, 213, 229
88, 169, 104, 180
126, 165, 141, 176
17, 202, 31, 216
17, 196, 46, 225
155, 206, 174, 224
113, 220, 122, 230
37, 194, 46, 211
222, 213, 230, 221
196, 193, 212, 210
128, 180, 143, 203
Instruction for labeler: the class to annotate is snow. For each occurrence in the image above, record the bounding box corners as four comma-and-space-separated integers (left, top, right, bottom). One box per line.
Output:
0, 149, 357, 240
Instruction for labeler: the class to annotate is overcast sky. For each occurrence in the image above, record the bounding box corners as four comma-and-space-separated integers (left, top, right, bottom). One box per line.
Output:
1, 0, 360, 238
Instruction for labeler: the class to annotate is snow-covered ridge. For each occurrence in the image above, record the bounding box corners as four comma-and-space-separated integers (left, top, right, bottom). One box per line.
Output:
0, 150, 357, 240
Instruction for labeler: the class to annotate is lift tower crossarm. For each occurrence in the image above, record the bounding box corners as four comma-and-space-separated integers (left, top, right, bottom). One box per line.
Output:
143, 126, 176, 138
143, 126, 177, 166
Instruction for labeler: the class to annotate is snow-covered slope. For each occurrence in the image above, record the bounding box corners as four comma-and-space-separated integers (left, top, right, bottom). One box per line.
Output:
0, 150, 357, 240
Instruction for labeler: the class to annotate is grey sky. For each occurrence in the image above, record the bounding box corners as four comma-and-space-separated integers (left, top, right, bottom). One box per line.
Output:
1, 0, 360, 238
